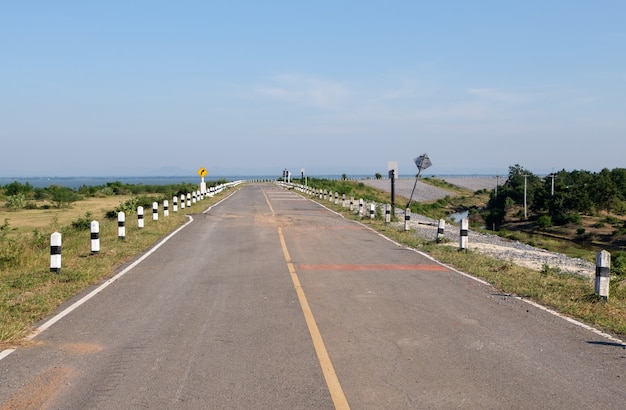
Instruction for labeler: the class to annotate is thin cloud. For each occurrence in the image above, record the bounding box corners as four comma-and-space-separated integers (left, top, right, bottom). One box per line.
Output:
467, 88, 540, 104
255, 74, 351, 109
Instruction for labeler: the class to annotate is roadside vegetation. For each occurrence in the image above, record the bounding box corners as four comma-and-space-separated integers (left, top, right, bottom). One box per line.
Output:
301, 172, 626, 337
3, 171, 626, 347
0, 179, 230, 348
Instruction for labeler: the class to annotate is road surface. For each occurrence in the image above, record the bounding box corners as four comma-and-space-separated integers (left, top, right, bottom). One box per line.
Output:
1, 183, 624, 409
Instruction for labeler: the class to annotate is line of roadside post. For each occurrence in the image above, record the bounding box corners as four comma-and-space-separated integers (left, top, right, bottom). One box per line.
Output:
278, 181, 613, 301
49, 181, 242, 274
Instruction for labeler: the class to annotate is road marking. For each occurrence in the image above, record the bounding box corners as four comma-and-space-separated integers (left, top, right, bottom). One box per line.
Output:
298, 263, 448, 271
278, 227, 350, 410
265, 188, 349, 408
1, 189, 242, 361
0, 215, 196, 362
261, 186, 276, 215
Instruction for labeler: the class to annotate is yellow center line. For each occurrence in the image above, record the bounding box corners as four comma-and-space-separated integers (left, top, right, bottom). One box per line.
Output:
261, 186, 276, 215
264, 187, 349, 409
278, 227, 350, 410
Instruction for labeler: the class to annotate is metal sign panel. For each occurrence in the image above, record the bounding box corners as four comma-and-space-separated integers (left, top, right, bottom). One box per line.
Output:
413, 154, 432, 171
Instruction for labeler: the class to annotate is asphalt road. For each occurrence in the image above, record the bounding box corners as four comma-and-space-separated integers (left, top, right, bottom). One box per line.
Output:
1, 183, 625, 409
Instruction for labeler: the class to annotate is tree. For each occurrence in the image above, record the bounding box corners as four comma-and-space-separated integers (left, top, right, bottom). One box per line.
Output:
3, 181, 33, 197
48, 185, 81, 208
591, 168, 619, 214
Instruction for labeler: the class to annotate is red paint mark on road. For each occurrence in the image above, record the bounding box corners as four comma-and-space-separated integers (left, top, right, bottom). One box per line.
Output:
297, 264, 447, 271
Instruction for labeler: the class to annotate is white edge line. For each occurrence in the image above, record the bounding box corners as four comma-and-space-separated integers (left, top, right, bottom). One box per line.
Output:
1, 188, 241, 361
0, 215, 195, 361
299, 191, 626, 347
202, 189, 240, 214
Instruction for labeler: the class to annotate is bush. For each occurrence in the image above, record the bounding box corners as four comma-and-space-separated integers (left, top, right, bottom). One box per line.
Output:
5, 193, 26, 210
536, 215, 553, 230
612, 252, 626, 276
106, 197, 140, 219
49, 185, 82, 208
71, 212, 93, 230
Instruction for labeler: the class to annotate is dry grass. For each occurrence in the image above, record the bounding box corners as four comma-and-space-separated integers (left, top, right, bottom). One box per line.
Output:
0, 191, 233, 349
0, 196, 133, 235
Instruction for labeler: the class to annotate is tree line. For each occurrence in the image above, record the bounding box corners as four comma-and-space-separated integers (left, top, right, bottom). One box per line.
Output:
483, 165, 626, 230
1, 179, 227, 210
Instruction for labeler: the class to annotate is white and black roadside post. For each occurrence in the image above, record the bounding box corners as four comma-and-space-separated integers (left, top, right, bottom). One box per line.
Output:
118, 212, 126, 240
90, 220, 100, 254
186, 193, 191, 207
437, 219, 446, 242
192, 192, 197, 204
180, 195, 185, 210
370, 203, 375, 219
173, 196, 178, 212
163, 199, 169, 217
385, 204, 391, 223
350, 197, 354, 211
137, 206, 144, 228
151, 202, 157, 221
342, 194, 347, 207
404, 208, 411, 231
359, 199, 364, 216
50, 232, 61, 273
460, 218, 469, 250
595, 250, 610, 300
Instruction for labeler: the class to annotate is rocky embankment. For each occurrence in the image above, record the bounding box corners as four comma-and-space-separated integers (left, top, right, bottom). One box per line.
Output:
362, 177, 596, 277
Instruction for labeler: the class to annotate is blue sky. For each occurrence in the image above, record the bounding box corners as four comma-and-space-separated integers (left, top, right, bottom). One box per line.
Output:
1, 1, 624, 177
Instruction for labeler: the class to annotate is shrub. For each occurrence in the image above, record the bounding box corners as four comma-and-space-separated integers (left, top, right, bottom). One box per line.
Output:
71, 212, 93, 230
106, 197, 140, 219
536, 215, 553, 230
48, 185, 82, 208
5, 193, 26, 210
613, 252, 626, 276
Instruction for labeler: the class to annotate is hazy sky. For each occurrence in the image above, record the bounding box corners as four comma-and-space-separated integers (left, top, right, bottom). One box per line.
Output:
1, 1, 625, 177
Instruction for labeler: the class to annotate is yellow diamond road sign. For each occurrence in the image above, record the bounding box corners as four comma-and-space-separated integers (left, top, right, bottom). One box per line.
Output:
197, 167, 207, 177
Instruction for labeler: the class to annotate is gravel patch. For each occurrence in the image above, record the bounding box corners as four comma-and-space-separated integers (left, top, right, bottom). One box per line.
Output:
361, 177, 502, 203
357, 178, 595, 277
398, 212, 595, 277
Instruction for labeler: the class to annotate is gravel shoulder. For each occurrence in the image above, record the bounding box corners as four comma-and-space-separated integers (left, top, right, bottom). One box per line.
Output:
360, 177, 595, 278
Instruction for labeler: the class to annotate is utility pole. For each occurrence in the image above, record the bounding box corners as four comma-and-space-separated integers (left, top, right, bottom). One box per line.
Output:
523, 174, 528, 219
495, 175, 499, 197
550, 173, 557, 196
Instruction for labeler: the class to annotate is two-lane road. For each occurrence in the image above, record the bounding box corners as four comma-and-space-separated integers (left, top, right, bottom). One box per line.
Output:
1, 183, 625, 409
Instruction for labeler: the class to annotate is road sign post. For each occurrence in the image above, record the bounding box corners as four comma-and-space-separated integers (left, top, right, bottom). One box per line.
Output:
198, 167, 208, 193
406, 153, 432, 209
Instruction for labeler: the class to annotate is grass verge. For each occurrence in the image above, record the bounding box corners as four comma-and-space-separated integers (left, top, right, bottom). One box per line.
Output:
301, 183, 626, 338
0, 190, 234, 349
